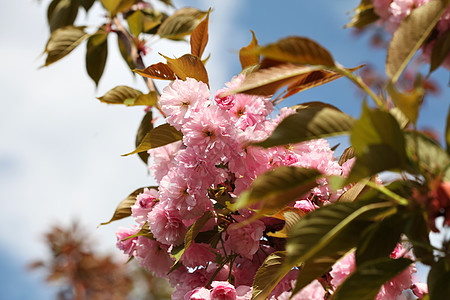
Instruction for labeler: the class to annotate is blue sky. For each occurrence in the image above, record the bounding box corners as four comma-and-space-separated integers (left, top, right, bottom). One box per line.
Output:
0, 0, 448, 298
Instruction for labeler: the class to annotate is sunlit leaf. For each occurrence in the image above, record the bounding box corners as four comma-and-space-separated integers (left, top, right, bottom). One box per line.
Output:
389, 107, 410, 129
47, 0, 79, 32
127, 10, 144, 37
123, 123, 182, 156
338, 146, 356, 166
43, 26, 89, 66
252, 251, 291, 300
235, 167, 322, 216
337, 178, 368, 202
428, 258, 450, 300
135, 111, 153, 164
386, 0, 449, 81
430, 30, 450, 74
355, 213, 404, 265
184, 211, 213, 249
291, 101, 342, 112
99, 187, 157, 226
157, 7, 207, 40
286, 199, 393, 266
98, 85, 141, 104
163, 54, 209, 86
345, 0, 379, 29
86, 30, 108, 86
249, 36, 335, 66
190, 8, 210, 58
101, 0, 137, 16
281, 65, 364, 100
239, 30, 260, 69
267, 210, 305, 238
254, 106, 354, 148
387, 82, 423, 124
122, 222, 154, 240
220, 64, 326, 97
134, 62, 177, 80
332, 258, 413, 300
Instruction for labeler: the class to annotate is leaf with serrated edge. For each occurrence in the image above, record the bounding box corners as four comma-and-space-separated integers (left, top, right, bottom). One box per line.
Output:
255, 106, 354, 148
249, 36, 335, 66
99, 187, 157, 226
86, 30, 108, 86
332, 258, 413, 300
163, 54, 209, 86
44, 26, 89, 66
386, 0, 449, 81
221, 64, 325, 97
136, 111, 153, 165
134, 62, 177, 80
235, 167, 321, 215
123, 123, 182, 156
157, 7, 207, 40
239, 30, 260, 69
190, 8, 210, 58
252, 251, 291, 300
97, 85, 142, 104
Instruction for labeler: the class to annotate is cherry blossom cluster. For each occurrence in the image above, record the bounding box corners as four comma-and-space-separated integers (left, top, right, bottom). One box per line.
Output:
115, 76, 424, 299
372, 0, 450, 69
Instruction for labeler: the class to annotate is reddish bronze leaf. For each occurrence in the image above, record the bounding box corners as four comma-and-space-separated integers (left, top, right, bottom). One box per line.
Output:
163, 54, 209, 86
134, 62, 177, 80
239, 30, 260, 69
190, 8, 210, 58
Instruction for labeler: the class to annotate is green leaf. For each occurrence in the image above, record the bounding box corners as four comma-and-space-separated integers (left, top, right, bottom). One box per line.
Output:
127, 10, 144, 37
254, 106, 354, 148
157, 7, 207, 40
86, 30, 108, 86
267, 209, 305, 238
235, 167, 322, 216
97, 85, 158, 106
386, 0, 449, 82
337, 178, 368, 202
43, 26, 89, 67
122, 222, 154, 240
249, 36, 335, 66
47, 0, 79, 32
239, 30, 260, 70
332, 258, 413, 300
252, 251, 291, 300
100, 0, 137, 16
355, 213, 404, 265
387, 82, 423, 124
117, 35, 136, 71
184, 211, 214, 250
428, 258, 450, 300
135, 111, 153, 165
404, 131, 450, 177
134, 62, 177, 80
190, 8, 210, 58
162, 54, 209, 86
123, 123, 182, 156
286, 199, 393, 266
430, 29, 450, 74
99, 187, 157, 226
345, 0, 379, 29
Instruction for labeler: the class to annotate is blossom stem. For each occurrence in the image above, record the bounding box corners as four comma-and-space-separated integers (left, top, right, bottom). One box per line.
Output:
366, 181, 409, 206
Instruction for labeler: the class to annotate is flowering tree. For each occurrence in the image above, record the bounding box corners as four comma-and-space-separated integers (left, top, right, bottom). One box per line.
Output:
40, 0, 450, 299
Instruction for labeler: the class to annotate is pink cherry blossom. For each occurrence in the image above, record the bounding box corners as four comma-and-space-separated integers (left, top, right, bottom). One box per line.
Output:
184, 287, 211, 300
224, 216, 265, 259
180, 242, 217, 268
148, 141, 182, 183
134, 236, 174, 277
131, 187, 159, 225
148, 202, 187, 246
210, 281, 237, 300
115, 225, 139, 256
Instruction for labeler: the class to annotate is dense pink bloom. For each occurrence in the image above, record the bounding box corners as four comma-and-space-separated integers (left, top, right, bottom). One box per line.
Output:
115, 225, 139, 256
236, 286, 252, 300
134, 237, 173, 277
148, 141, 182, 183
210, 281, 237, 300
180, 242, 217, 268
330, 252, 356, 287
290, 280, 326, 300
224, 217, 265, 259
131, 188, 158, 225
160, 78, 211, 130
148, 202, 187, 246
184, 287, 211, 300
294, 199, 318, 213
171, 268, 210, 300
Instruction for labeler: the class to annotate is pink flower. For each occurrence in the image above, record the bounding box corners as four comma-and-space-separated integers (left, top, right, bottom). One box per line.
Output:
134, 236, 174, 277
236, 286, 252, 300
115, 225, 139, 256
210, 281, 237, 300
148, 202, 187, 246
330, 251, 356, 288
148, 141, 182, 183
294, 200, 318, 213
180, 242, 217, 268
411, 282, 428, 298
131, 188, 158, 225
290, 280, 326, 300
224, 216, 265, 259
160, 78, 211, 130
184, 287, 211, 300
